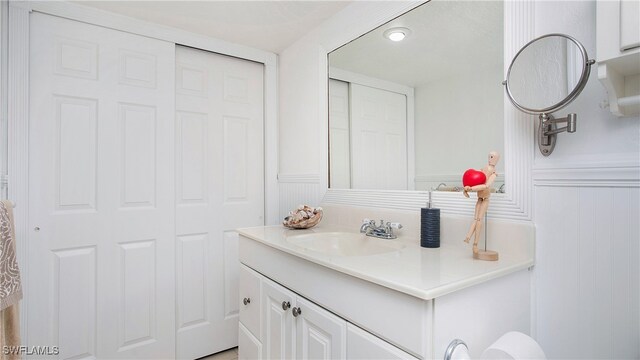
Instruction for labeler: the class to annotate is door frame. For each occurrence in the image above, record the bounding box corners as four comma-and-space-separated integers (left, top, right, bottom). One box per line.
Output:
6, 0, 279, 343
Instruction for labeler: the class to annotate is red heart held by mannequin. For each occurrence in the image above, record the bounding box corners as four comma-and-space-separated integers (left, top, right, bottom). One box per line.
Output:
462, 169, 487, 187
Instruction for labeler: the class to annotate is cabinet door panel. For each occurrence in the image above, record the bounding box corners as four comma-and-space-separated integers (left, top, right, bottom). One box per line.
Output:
239, 264, 262, 340
262, 279, 296, 359
239, 323, 262, 360
295, 297, 347, 360
347, 324, 418, 359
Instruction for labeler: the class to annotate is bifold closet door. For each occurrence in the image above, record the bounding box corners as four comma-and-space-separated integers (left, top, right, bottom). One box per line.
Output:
328, 79, 351, 189
350, 84, 407, 190
175, 46, 264, 359
28, 13, 176, 359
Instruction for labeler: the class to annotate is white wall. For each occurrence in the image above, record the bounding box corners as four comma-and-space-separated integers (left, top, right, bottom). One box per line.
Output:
531, 1, 639, 358
278, 1, 639, 358
414, 63, 504, 190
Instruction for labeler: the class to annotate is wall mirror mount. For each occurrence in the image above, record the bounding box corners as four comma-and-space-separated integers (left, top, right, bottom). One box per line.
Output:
503, 33, 595, 156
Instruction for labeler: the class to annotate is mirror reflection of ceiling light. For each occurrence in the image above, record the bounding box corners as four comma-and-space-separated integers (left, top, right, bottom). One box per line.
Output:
383, 27, 411, 42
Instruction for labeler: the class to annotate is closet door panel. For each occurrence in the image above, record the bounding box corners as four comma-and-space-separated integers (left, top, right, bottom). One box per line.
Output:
175, 46, 264, 359
176, 233, 208, 330
53, 247, 97, 360
109, 19, 176, 360
350, 84, 407, 190
28, 13, 175, 359
219, 58, 264, 231
328, 79, 351, 189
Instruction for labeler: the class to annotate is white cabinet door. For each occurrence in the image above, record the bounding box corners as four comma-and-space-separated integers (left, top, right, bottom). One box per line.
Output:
350, 84, 407, 190
346, 324, 417, 360
295, 297, 347, 360
239, 323, 262, 360
175, 46, 265, 359
262, 278, 296, 360
28, 13, 176, 359
239, 264, 262, 340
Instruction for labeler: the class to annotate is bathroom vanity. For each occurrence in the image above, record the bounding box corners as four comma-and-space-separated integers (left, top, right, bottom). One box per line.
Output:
237, 213, 534, 359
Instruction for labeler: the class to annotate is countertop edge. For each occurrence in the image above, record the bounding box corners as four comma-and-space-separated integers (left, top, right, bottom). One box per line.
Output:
238, 227, 534, 301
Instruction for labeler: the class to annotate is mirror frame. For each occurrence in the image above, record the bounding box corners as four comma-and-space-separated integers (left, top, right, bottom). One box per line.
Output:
318, 1, 535, 221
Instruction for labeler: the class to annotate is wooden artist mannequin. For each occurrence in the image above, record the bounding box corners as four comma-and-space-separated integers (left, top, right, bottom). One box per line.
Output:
463, 151, 500, 261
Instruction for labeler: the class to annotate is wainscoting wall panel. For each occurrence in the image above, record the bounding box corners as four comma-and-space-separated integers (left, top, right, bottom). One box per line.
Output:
534, 185, 639, 359
278, 174, 323, 220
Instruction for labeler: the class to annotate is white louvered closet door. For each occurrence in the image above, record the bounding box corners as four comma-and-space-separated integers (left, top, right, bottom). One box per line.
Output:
175, 46, 264, 359
28, 13, 176, 359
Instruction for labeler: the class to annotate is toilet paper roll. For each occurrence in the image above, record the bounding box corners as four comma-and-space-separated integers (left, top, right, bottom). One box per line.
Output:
481, 331, 546, 359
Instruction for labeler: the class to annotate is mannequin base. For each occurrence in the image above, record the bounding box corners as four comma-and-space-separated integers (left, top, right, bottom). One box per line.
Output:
473, 249, 499, 261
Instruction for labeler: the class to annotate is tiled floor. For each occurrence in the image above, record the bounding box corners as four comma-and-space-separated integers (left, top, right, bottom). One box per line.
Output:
200, 347, 238, 360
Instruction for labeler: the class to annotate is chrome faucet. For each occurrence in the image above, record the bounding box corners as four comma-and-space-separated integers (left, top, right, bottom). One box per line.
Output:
360, 219, 375, 233
360, 219, 403, 239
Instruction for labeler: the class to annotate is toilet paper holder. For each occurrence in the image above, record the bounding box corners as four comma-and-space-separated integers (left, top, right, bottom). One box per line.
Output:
444, 339, 468, 360
443, 332, 547, 360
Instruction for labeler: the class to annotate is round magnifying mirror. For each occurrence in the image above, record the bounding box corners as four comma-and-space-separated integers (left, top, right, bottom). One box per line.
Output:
504, 33, 592, 115
503, 33, 594, 156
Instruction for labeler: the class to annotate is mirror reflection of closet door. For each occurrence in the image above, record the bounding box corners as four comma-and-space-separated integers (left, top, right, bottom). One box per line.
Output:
329, 79, 351, 189
350, 84, 407, 190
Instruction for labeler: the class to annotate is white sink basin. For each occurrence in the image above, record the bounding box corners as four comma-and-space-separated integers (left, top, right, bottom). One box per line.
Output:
286, 232, 405, 257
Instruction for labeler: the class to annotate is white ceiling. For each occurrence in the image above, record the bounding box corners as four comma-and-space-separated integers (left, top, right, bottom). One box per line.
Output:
75, 0, 352, 53
329, 0, 503, 87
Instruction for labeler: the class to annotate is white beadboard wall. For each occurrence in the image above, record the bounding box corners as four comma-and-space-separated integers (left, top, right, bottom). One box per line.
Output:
531, 1, 640, 358
278, 174, 323, 220
534, 186, 639, 358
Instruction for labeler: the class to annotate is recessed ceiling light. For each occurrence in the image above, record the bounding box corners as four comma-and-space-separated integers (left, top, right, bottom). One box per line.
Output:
383, 27, 411, 42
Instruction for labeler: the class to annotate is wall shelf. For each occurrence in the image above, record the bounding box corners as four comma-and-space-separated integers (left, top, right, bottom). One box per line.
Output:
596, 0, 640, 117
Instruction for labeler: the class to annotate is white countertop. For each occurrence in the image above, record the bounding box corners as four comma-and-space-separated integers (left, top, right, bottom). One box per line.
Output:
237, 224, 534, 300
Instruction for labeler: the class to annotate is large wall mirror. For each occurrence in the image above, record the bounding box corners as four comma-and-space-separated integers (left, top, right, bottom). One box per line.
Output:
328, 0, 505, 192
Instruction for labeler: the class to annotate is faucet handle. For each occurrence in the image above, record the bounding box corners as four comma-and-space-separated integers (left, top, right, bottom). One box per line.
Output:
389, 222, 403, 230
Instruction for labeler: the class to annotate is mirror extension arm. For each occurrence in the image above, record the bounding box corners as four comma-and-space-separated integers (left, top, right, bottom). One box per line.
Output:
538, 113, 577, 155
543, 113, 577, 135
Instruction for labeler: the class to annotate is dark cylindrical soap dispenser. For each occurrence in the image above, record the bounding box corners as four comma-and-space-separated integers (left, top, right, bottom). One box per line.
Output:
421, 191, 440, 248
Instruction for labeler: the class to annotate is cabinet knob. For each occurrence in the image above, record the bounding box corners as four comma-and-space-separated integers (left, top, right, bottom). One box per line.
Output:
292, 307, 302, 317
282, 301, 291, 310
243, 297, 251, 305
